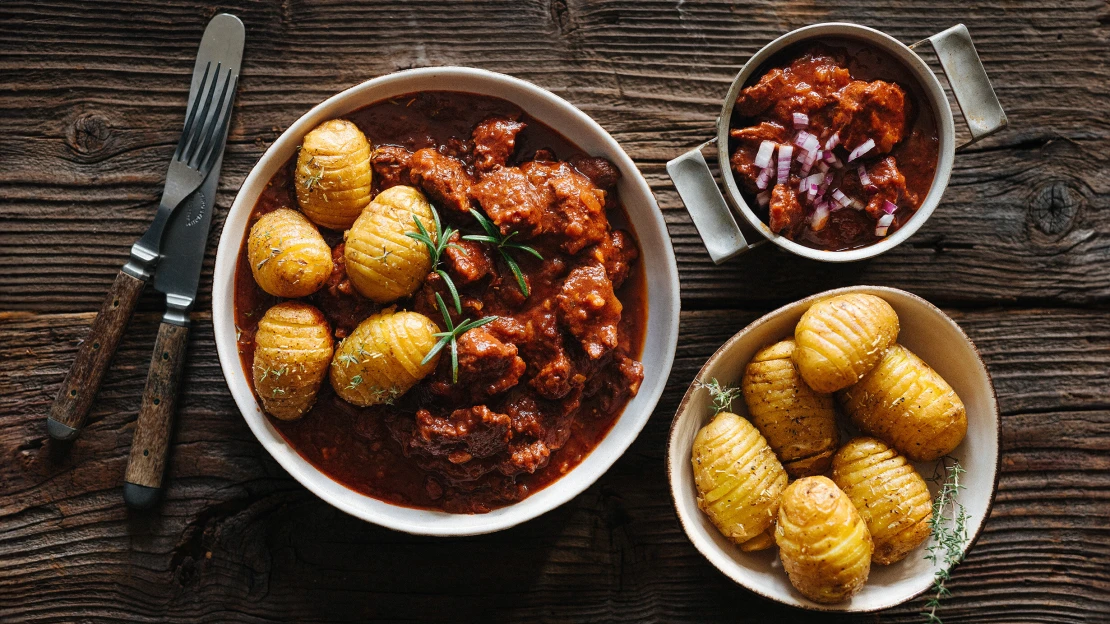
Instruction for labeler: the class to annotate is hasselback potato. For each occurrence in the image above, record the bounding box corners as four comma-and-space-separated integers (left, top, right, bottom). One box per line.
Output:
330, 308, 440, 406
775, 476, 873, 604
742, 339, 839, 477
832, 437, 933, 565
295, 119, 373, 230
344, 185, 435, 303
691, 411, 789, 545
247, 208, 334, 298
793, 293, 900, 393
252, 302, 334, 420
839, 344, 967, 462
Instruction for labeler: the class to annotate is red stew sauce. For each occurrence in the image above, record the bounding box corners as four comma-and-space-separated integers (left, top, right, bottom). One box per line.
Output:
235, 92, 646, 514
729, 39, 939, 251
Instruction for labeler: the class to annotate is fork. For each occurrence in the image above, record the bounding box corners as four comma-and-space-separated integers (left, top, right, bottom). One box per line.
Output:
46, 62, 238, 441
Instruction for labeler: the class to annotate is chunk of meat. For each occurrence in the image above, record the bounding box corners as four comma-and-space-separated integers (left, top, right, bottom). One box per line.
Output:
569, 155, 621, 190
501, 439, 550, 475
456, 326, 526, 398
521, 161, 609, 254
729, 121, 790, 193
517, 312, 578, 400
471, 117, 525, 174
371, 145, 414, 189
769, 183, 804, 235
862, 156, 914, 218
410, 406, 511, 465
444, 231, 494, 284
588, 229, 639, 289
831, 80, 907, 154
584, 350, 644, 413
557, 262, 622, 359
736, 52, 852, 124
409, 148, 473, 213
469, 166, 552, 238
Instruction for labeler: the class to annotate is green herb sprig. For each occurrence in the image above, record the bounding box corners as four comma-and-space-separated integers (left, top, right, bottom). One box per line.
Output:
463, 209, 543, 297
922, 458, 969, 624
406, 204, 463, 314
422, 293, 498, 383
694, 378, 743, 414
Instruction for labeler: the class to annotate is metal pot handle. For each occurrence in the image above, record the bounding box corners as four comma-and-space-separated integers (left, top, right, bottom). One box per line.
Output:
666, 139, 757, 264
912, 24, 1008, 149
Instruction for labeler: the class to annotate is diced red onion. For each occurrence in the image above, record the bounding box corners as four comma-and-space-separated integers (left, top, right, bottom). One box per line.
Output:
754, 140, 775, 169
793, 131, 812, 148
875, 225, 890, 237
882, 200, 898, 215
847, 138, 875, 162
858, 165, 875, 191
824, 132, 841, 151
793, 112, 809, 128
798, 176, 807, 193
816, 161, 829, 174
850, 198, 865, 211
756, 190, 771, 208
802, 135, 820, 154
799, 148, 818, 178
875, 212, 895, 237
831, 188, 852, 208
777, 145, 793, 183
755, 166, 772, 190
805, 173, 824, 202
810, 204, 830, 230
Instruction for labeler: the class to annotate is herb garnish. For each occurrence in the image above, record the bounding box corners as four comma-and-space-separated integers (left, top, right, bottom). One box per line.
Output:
406, 204, 463, 314
922, 458, 969, 624
694, 378, 743, 414
422, 293, 497, 383
463, 209, 543, 298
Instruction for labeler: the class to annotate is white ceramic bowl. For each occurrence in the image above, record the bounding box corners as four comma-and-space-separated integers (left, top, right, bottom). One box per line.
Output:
213, 67, 681, 536
667, 286, 999, 612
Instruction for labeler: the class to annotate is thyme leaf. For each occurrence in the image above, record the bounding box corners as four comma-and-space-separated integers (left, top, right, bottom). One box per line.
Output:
693, 378, 742, 414
921, 458, 969, 624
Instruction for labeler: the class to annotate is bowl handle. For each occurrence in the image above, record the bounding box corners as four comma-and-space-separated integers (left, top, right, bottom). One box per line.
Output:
666, 139, 754, 264
912, 24, 1008, 149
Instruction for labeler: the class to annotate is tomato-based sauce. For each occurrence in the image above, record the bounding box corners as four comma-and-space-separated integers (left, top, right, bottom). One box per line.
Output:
729, 39, 939, 251
234, 91, 647, 513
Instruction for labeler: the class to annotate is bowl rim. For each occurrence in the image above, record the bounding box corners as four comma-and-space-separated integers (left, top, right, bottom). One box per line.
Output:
665, 285, 1000, 612
212, 65, 681, 536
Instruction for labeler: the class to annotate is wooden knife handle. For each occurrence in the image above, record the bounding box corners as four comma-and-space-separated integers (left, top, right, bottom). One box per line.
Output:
123, 321, 189, 509
47, 269, 146, 440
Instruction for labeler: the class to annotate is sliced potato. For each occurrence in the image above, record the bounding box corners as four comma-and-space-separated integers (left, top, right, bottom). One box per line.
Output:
252, 301, 334, 420
691, 411, 789, 545
839, 344, 967, 462
248, 208, 333, 298
295, 119, 373, 230
330, 307, 440, 406
793, 293, 899, 393
775, 476, 873, 604
742, 339, 839, 477
344, 185, 435, 303
832, 437, 933, 565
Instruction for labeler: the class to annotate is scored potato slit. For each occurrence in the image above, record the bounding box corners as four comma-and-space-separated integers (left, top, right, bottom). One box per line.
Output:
295, 118, 374, 230
252, 302, 334, 421
344, 185, 436, 303
330, 308, 441, 407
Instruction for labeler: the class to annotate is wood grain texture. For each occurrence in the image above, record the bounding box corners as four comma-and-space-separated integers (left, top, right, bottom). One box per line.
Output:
125, 322, 189, 490
1, 0, 1108, 622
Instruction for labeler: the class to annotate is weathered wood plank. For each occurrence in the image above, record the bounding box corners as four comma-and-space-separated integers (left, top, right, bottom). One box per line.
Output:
1, 307, 1107, 622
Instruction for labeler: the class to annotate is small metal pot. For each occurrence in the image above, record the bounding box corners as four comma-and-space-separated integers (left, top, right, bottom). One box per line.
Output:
667, 23, 1007, 264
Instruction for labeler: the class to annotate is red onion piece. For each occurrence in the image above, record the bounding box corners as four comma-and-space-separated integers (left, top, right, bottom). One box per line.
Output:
810, 204, 830, 230
754, 140, 775, 169
847, 138, 875, 162
877, 213, 895, 227
793, 112, 809, 128
882, 200, 898, 215
755, 166, 772, 190
793, 131, 812, 148
777, 145, 793, 183
831, 188, 852, 208
756, 190, 771, 208
816, 161, 830, 174
858, 165, 875, 191
824, 132, 841, 151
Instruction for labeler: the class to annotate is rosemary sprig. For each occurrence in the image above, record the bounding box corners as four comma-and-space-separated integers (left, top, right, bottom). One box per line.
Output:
406, 203, 463, 314
922, 458, 970, 624
693, 378, 743, 414
422, 293, 497, 383
462, 209, 543, 297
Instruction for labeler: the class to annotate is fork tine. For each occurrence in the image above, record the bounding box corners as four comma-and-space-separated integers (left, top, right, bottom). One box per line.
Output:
198, 73, 237, 174
179, 61, 222, 164
173, 61, 211, 160
190, 68, 234, 169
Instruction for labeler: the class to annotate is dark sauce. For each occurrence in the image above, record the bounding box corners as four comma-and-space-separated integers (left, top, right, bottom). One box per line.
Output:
234, 91, 647, 513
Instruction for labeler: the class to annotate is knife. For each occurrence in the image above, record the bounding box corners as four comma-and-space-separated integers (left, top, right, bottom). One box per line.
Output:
122, 14, 244, 509
46, 14, 245, 442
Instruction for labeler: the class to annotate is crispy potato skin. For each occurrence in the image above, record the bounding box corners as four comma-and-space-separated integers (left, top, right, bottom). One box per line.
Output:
344, 185, 435, 303
691, 412, 789, 545
295, 119, 373, 230
252, 302, 334, 420
742, 339, 839, 477
832, 437, 933, 565
330, 308, 440, 406
248, 208, 333, 298
793, 293, 899, 393
775, 476, 873, 604
838, 344, 968, 462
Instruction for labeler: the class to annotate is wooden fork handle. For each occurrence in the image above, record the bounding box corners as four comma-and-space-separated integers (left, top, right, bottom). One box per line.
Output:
47, 270, 146, 441
123, 322, 189, 509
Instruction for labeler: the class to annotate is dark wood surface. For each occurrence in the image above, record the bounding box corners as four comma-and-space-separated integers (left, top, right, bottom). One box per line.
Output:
1, 1, 1108, 622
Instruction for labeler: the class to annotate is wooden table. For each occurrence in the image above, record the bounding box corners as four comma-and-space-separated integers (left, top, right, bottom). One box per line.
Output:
2, 1, 1107, 622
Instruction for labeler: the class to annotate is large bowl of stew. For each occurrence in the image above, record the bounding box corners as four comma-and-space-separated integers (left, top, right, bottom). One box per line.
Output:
212, 67, 680, 535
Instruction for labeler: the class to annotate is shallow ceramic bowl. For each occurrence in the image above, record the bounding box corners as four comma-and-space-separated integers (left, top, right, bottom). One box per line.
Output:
213, 67, 681, 536
667, 286, 999, 612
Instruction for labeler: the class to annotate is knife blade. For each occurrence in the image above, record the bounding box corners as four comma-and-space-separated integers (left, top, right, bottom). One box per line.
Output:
122, 13, 244, 509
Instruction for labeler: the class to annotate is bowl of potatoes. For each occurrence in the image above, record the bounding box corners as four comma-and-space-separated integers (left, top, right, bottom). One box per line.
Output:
666, 286, 999, 612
